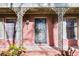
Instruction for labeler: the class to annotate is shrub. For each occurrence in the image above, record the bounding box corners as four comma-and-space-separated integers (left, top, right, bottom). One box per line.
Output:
0, 44, 26, 56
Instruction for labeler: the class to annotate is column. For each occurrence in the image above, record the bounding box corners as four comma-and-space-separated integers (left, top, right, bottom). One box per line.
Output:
15, 11, 23, 47
14, 7, 29, 48
57, 8, 64, 50
63, 18, 68, 50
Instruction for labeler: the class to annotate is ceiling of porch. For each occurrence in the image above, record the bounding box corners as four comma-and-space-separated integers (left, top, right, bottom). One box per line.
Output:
1, 8, 79, 15
25, 8, 56, 14
0, 8, 15, 14
65, 8, 79, 14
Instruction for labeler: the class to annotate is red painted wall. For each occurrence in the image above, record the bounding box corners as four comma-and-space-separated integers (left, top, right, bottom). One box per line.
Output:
23, 14, 58, 46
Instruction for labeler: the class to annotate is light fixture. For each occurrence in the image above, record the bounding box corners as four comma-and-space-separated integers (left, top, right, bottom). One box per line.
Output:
26, 19, 29, 30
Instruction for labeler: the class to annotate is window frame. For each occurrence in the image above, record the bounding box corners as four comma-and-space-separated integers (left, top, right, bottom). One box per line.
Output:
4, 17, 16, 40
0, 17, 16, 40
64, 17, 78, 40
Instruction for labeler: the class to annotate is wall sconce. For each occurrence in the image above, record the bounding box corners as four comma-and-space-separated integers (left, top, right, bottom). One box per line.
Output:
26, 20, 29, 30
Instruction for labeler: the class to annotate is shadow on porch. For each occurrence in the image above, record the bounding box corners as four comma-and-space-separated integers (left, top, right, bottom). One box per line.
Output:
70, 46, 79, 56
20, 45, 61, 56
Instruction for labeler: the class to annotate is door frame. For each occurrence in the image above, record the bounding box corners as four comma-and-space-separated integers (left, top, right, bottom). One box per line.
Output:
34, 17, 48, 46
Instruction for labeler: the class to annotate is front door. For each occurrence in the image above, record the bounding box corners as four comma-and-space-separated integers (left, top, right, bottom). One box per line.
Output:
35, 18, 47, 44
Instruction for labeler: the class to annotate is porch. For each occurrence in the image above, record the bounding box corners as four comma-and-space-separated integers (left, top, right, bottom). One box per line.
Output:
0, 7, 79, 56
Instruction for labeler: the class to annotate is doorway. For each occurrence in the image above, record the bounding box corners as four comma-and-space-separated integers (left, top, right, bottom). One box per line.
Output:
35, 18, 47, 44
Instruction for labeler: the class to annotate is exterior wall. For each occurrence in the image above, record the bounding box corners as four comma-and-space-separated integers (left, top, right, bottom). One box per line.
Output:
77, 40, 79, 46
53, 20, 58, 47
23, 14, 58, 47
63, 40, 77, 46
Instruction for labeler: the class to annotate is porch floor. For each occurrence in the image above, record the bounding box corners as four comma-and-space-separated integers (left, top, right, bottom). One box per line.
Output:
21, 46, 79, 56
71, 46, 79, 56
20, 45, 61, 56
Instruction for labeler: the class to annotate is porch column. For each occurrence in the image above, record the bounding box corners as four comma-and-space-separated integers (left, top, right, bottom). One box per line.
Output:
57, 8, 64, 50
15, 7, 29, 48
57, 8, 69, 50
15, 10, 23, 47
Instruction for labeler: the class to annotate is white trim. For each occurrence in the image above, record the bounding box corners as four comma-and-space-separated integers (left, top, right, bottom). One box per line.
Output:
64, 17, 78, 40
0, 18, 5, 39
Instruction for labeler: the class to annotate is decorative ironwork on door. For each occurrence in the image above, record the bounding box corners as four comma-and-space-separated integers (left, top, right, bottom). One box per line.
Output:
35, 18, 47, 44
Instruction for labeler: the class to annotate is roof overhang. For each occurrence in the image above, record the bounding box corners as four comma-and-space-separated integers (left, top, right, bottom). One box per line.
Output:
1, 3, 79, 8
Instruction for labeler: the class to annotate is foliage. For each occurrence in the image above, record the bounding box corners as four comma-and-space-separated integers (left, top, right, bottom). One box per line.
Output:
0, 45, 26, 56
55, 47, 76, 56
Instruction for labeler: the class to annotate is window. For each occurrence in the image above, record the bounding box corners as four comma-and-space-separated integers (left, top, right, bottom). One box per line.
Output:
0, 18, 16, 40
5, 19, 16, 40
63, 18, 77, 39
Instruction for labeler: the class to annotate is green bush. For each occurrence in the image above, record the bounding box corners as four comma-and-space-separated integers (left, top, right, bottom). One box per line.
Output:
0, 45, 26, 56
